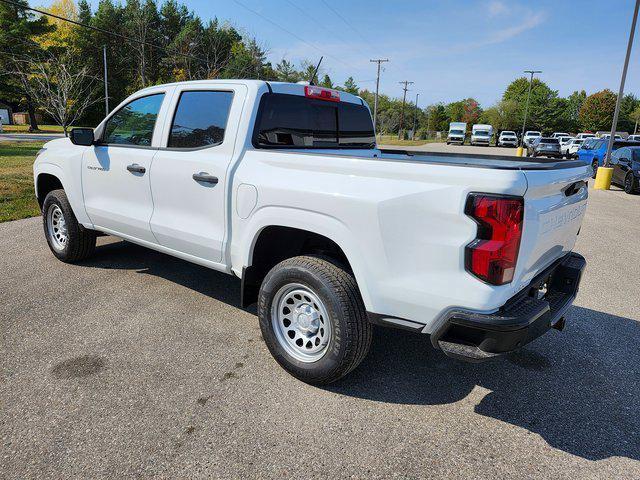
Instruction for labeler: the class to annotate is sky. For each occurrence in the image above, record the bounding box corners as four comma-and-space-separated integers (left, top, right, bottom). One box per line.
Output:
48, 0, 640, 108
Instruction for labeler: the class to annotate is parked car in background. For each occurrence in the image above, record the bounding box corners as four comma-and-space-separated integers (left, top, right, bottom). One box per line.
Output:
560, 137, 576, 157
498, 130, 518, 147
551, 132, 570, 139
470, 124, 493, 146
527, 137, 562, 158
559, 136, 573, 150
447, 122, 467, 145
564, 138, 584, 158
578, 139, 640, 178
523, 131, 542, 147
576, 133, 596, 140
627, 134, 640, 142
609, 146, 640, 194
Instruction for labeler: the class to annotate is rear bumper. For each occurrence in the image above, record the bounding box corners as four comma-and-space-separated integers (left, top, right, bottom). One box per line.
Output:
431, 252, 586, 362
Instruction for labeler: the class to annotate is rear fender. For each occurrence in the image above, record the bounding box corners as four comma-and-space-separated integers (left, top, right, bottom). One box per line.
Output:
233, 206, 373, 309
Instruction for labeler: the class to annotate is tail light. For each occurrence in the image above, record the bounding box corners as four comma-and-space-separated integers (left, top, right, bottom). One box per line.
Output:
304, 85, 340, 102
465, 194, 524, 285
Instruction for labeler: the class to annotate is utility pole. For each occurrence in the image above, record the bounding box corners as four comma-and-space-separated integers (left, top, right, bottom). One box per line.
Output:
520, 70, 541, 148
370, 59, 388, 134
412, 93, 419, 140
398, 80, 414, 139
103, 45, 109, 115
604, 0, 639, 167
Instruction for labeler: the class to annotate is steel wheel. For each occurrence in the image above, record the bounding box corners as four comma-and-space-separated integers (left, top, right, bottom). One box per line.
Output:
271, 283, 331, 363
46, 204, 68, 251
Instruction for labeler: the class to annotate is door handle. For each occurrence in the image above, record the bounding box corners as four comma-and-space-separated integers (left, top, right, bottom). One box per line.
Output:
127, 163, 146, 174
192, 172, 218, 184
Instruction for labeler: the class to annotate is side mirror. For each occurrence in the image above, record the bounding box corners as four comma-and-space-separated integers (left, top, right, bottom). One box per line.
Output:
70, 128, 94, 146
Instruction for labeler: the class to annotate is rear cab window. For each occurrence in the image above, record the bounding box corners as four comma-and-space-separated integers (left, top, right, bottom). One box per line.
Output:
253, 93, 375, 149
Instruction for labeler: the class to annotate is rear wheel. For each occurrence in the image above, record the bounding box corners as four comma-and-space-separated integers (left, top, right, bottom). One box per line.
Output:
258, 255, 372, 385
624, 173, 637, 194
42, 189, 96, 262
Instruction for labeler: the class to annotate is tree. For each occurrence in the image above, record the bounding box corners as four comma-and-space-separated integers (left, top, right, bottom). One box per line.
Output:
619, 93, 640, 133
503, 77, 559, 131
275, 59, 300, 83
319, 74, 333, 88
566, 90, 587, 131
37, 0, 78, 49
13, 51, 100, 135
340, 77, 359, 95
579, 89, 617, 132
124, 0, 161, 88
461, 98, 481, 124
629, 105, 640, 134
0, 0, 52, 131
445, 100, 464, 122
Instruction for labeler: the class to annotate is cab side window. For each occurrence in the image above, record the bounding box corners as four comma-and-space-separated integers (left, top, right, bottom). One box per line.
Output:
103, 94, 165, 146
168, 91, 234, 148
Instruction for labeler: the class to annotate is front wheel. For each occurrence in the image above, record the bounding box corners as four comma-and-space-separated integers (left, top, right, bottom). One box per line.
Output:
42, 189, 96, 262
258, 255, 372, 385
624, 173, 637, 194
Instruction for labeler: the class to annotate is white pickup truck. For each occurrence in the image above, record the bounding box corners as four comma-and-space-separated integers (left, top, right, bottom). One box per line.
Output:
33, 80, 589, 384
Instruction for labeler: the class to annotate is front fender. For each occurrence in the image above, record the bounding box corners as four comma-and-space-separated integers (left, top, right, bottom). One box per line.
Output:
231, 205, 374, 310
34, 162, 92, 226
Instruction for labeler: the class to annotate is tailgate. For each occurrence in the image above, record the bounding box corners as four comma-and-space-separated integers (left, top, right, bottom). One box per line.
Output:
514, 164, 590, 290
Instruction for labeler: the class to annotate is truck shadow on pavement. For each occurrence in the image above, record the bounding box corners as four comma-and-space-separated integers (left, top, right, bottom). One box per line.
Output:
330, 307, 640, 462
84, 238, 244, 308
82, 239, 638, 462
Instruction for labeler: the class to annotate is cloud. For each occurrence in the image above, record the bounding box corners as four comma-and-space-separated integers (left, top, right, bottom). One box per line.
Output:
488, 1, 509, 17
484, 11, 545, 45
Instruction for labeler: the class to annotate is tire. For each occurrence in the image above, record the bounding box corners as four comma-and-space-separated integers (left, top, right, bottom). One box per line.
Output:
258, 255, 372, 385
42, 189, 96, 263
591, 160, 599, 179
624, 173, 637, 194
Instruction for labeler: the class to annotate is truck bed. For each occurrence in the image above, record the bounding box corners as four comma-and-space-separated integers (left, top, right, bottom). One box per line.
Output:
379, 149, 588, 171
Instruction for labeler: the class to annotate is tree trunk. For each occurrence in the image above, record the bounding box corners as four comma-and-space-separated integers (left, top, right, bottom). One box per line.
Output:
25, 93, 39, 132
63, 124, 68, 137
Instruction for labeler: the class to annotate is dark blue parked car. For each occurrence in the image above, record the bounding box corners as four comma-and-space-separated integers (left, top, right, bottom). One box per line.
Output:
578, 139, 640, 178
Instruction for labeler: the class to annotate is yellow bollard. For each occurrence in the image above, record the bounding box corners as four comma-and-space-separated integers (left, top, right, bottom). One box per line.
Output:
594, 166, 613, 190
516, 146, 524, 157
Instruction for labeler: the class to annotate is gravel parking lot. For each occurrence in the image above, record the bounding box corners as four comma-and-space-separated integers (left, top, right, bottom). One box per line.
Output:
1, 183, 639, 479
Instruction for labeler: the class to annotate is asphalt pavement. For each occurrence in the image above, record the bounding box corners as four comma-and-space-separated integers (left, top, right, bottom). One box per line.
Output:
1, 184, 639, 479
0, 133, 64, 142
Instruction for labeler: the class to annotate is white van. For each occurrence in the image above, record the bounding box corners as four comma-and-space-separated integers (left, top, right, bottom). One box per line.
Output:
470, 124, 493, 146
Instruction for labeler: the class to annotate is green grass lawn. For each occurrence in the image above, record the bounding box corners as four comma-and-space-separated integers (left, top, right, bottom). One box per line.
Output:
0, 141, 45, 222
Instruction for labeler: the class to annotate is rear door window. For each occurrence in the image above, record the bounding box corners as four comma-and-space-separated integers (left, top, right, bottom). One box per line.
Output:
254, 93, 375, 149
168, 90, 234, 148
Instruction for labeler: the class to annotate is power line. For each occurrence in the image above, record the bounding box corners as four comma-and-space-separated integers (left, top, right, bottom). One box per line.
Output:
232, 0, 351, 69
0, 0, 211, 65
282, 0, 371, 60
319, 0, 370, 46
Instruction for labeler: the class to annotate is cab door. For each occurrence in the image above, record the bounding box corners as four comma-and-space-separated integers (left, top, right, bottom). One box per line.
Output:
82, 91, 172, 243
148, 84, 246, 263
